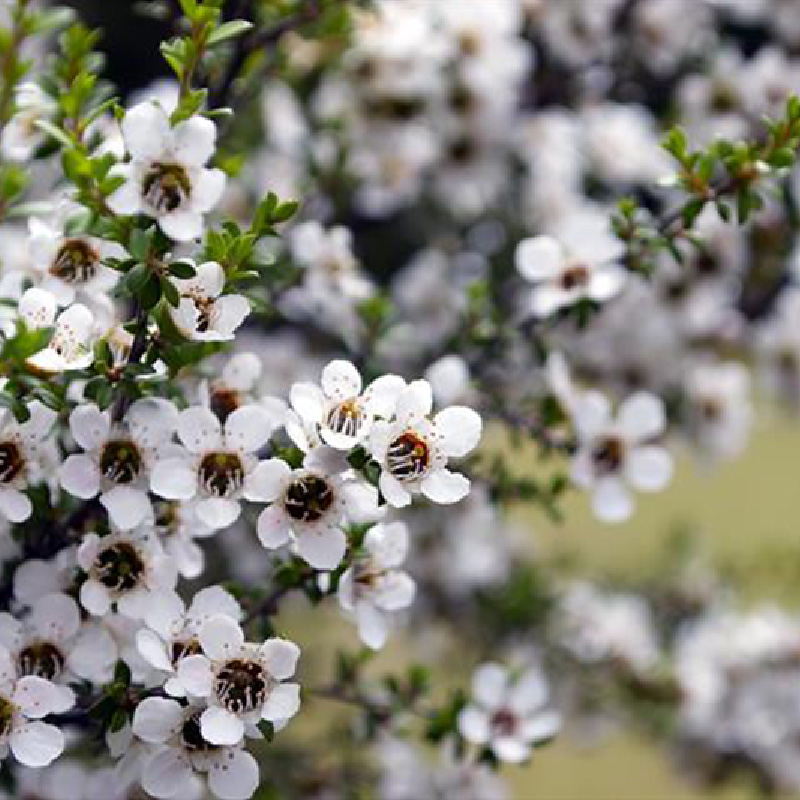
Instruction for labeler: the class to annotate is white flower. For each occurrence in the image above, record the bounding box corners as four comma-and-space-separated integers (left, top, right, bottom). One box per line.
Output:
0, 401, 56, 523
26, 216, 120, 306
59, 399, 179, 530
173, 616, 301, 745
168, 261, 250, 342
0, 593, 83, 713
132, 697, 260, 800
457, 663, 560, 764
152, 500, 216, 579
255, 448, 379, 570
136, 585, 242, 698
18, 288, 95, 372
76, 528, 177, 619
0, 83, 55, 163
150, 404, 280, 530
289, 360, 404, 450
515, 234, 626, 317
338, 521, 416, 649
0, 644, 65, 767
369, 380, 482, 508
199, 352, 264, 422
570, 390, 673, 523
108, 103, 226, 242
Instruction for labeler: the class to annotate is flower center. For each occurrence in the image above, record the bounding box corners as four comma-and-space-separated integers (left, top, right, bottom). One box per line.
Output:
386, 431, 430, 482
171, 637, 203, 666
560, 265, 590, 291
199, 452, 245, 498
325, 400, 364, 439
210, 388, 241, 423
99, 439, 142, 484
591, 435, 625, 474
0, 441, 24, 484
51, 239, 99, 283
214, 658, 268, 714
490, 707, 519, 737
0, 696, 14, 739
699, 397, 723, 422
18, 641, 65, 680
284, 475, 335, 523
94, 542, 146, 593
143, 163, 191, 213
181, 711, 219, 752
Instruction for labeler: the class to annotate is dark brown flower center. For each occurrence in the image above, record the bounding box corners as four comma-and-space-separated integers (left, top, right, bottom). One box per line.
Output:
591, 435, 625, 474
284, 475, 335, 523
181, 711, 220, 752
386, 431, 430, 482
560, 265, 590, 291
143, 163, 191, 213
199, 452, 245, 498
51, 239, 99, 283
171, 637, 203, 665
18, 641, 65, 680
491, 707, 519, 737
0, 695, 13, 738
0, 442, 24, 484
210, 388, 242, 423
214, 658, 268, 714
95, 542, 146, 593
325, 400, 364, 439
99, 439, 142, 484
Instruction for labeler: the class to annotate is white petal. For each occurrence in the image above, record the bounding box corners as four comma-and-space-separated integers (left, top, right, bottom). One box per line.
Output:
59, 454, 100, 499
363, 521, 408, 568
290, 383, 325, 424
122, 102, 170, 161
508, 669, 549, 715
0, 615, 22, 651
143, 589, 185, 639
379, 472, 411, 508
521, 710, 561, 743
13, 676, 64, 718
79, 579, 110, 616
626, 446, 673, 492
127, 397, 178, 449
433, 406, 482, 458
100, 485, 151, 530
178, 406, 222, 452
420, 469, 470, 504
106, 166, 141, 215
458, 706, 491, 744
355, 602, 388, 650
151, 458, 197, 500
256, 505, 291, 549
196, 497, 240, 530
19, 287, 57, 328
362, 374, 405, 419
172, 115, 216, 166
208, 749, 260, 800
617, 391, 666, 442
243, 459, 290, 502
492, 736, 530, 764
200, 707, 244, 746
516, 236, 563, 282
261, 682, 300, 722
160, 209, 203, 242
187, 586, 242, 627
10, 721, 64, 767
259, 639, 300, 680
592, 476, 633, 523
472, 663, 508, 709
372, 572, 415, 611
199, 615, 244, 661
213, 295, 250, 338
0, 489, 31, 523
132, 697, 184, 743
572, 391, 612, 440
192, 168, 226, 211
142, 747, 194, 799
394, 380, 432, 422
224, 405, 273, 453
176, 654, 213, 696
294, 527, 347, 570
29, 592, 80, 642
530, 284, 569, 317
321, 360, 361, 399
136, 628, 173, 672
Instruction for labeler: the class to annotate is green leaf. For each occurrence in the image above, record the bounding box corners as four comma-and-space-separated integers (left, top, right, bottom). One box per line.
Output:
207, 20, 253, 46
33, 119, 73, 149
169, 260, 196, 279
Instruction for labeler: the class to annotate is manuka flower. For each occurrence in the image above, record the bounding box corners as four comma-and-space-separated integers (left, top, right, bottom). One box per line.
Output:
108, 103, 226, 242
173, 616, 301, 745
368, 379, 482, 508
59, 399, 179, 530
150, 404, 281, 530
